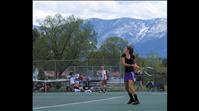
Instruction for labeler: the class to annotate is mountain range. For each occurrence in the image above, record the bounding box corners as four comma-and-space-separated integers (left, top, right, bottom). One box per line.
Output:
85, 17, 167, 58
33, 17, 167, 58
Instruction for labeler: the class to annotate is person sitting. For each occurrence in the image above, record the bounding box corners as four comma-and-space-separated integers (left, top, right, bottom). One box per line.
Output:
73, 82, 81, 92
146, 81, 154, 91
69, 72, 76, 92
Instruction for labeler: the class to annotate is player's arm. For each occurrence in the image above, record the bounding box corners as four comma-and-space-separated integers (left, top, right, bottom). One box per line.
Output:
132, 62, 141, 73
121, 57, 132, 67
131, 59, 140, 68
132, 63, 140, 69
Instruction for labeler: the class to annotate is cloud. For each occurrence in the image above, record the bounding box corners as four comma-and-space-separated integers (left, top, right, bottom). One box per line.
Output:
33, 1, 167, 25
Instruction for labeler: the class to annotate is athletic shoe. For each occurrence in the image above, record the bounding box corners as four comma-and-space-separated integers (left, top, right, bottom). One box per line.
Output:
127, 99, 134, 104
132, 100, 140, 105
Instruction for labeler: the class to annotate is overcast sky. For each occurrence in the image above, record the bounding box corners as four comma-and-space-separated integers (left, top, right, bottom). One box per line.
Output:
33, 1, 167, 25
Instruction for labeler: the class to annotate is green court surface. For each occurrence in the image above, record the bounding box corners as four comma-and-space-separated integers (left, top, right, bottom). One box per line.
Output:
33, 92, 167, 111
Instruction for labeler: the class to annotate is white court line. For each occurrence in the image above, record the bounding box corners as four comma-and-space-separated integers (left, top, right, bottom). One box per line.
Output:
138, 92, 167, 95
151, 92, 167, 95
33, 96, 124, 110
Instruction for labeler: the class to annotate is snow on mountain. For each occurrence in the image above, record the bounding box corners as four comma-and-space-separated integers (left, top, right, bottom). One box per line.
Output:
33, 17, 167, 58
86, 17, 167, 58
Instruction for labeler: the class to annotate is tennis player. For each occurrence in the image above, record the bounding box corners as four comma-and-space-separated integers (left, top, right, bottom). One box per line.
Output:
98, 65, 108, 93
121, 46, 140, 105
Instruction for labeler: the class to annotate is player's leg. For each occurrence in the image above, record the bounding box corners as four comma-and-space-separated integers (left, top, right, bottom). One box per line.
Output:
125, 81, 135, 104
128, 80, 136, 94
100, 80, 104, 92
141, 81, 144, 91
103, 80, 107, 93
128, 80, 140, 105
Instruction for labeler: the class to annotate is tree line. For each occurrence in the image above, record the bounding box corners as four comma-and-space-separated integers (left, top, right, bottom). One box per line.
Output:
33, 14, 167, 76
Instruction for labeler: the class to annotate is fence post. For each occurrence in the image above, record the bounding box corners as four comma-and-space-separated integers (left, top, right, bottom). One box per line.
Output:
119, 51, 123, 91
92, 66, 93, 77
55, 61, 57, 79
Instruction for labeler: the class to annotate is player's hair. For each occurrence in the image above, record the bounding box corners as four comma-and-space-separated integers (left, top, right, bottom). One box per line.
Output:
127, 46, 135, 59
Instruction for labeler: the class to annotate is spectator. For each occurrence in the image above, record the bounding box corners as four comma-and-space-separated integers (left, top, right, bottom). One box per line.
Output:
97, 66, 108, 93
146, 81, 154, 91
135, 71, 144, 91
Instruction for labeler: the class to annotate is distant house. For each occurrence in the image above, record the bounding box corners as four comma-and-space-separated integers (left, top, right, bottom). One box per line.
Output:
44, 71, 56, 79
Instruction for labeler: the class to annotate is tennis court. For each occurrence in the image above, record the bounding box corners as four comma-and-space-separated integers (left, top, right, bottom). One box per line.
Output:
33, 92, 167, 111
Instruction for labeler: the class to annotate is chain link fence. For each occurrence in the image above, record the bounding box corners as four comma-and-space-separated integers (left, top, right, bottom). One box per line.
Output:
33, 59, 167, 92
